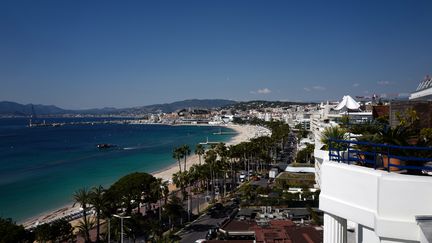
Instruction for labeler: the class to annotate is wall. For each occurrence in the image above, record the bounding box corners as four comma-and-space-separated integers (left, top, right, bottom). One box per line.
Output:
389, 101, 432, 128
319, 161, 432, 242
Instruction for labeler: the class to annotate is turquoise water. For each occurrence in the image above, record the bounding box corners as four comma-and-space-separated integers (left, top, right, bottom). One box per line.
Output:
0, 118, 235, 222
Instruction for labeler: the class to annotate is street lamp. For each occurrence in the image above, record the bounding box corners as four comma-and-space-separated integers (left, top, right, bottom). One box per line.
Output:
113, 214, 131, 243
159, 185, 164, 221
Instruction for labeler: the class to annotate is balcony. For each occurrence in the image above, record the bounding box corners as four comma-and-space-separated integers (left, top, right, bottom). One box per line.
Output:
316, 140, 432, 242
328, 139, 432, 174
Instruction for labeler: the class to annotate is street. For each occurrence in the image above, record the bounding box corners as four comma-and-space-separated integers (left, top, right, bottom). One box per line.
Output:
178, 202, 236, 243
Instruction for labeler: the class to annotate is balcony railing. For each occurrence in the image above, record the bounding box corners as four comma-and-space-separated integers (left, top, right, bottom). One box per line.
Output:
328, 139, 432, 173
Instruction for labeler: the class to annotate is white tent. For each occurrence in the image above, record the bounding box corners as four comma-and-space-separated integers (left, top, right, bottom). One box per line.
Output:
334, 95, 361, 111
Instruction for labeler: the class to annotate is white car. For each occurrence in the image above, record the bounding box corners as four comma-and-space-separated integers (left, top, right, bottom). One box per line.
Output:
195, 239, 206, 243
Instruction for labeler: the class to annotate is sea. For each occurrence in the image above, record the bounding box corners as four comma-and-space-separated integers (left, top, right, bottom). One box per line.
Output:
0, 118, 235, 222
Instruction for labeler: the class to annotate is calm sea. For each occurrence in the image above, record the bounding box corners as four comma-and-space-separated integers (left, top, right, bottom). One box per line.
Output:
0, 118, 234, 222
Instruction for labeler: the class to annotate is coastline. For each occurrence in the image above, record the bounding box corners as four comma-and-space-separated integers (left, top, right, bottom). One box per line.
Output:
21, 124, 270, 228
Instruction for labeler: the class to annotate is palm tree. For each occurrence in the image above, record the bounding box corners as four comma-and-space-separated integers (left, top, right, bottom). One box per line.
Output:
73, 187, 92, 243
172, 171, 187, 201
227, 145, 240, 191
320, 126, 348, 150
204, 149, 217, 200
172, 147, 184, 173
164, 195, 185, 229
89, 185, 105, 243
188, 164, 208, 217
181, 144, 191, 172
152, 178, 169, 221
214, 143, 229, 197
194, 144, 205, 165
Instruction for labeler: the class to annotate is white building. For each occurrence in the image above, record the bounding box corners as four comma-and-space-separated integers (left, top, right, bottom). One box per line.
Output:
314, 94, 432, 242
264, 113, 272, 122
410, 75, 432, 101
316, 148, 432, 243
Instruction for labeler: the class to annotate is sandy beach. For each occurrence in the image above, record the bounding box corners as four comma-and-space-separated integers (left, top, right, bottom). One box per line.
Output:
22, 124, 270, 229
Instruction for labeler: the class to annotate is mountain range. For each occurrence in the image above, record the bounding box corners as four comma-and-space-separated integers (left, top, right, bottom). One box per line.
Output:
0, 99, 237, 116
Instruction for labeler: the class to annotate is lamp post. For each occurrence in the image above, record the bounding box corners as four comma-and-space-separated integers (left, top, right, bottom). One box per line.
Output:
159, 185, 164, 221
113, 214, 131, 243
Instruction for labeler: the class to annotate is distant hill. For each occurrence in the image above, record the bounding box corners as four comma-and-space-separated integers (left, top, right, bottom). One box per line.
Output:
0, 101, 68, 116
223, 100, 316, 111
125, 99, 237, 114
0, 99, 237, 116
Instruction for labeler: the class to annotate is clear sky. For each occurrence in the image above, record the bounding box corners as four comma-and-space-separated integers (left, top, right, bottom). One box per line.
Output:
1, 0, 431, 109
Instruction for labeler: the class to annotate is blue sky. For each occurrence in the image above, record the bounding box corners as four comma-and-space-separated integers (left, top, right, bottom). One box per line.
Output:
0, 1, 431, 109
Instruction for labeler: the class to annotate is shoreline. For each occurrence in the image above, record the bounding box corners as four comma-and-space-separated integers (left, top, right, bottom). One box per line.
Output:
21, 124, 270, 228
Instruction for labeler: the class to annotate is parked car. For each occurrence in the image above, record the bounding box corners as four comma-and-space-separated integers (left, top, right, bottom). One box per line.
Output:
206, 228, 218, 240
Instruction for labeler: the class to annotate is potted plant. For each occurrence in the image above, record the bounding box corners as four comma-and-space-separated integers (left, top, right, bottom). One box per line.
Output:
354, 133, 381, 167
377, 126, 407, 171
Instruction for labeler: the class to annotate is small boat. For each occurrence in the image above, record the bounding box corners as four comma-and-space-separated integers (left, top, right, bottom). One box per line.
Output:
97, 144, 116, 149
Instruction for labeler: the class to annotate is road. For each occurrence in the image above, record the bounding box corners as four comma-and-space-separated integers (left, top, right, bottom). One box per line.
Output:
178, 202, 237, 243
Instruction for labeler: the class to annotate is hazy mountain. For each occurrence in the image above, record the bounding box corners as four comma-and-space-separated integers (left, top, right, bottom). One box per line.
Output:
222, 100, 316, 110
0, 99, 237, 116
0, 101, 68, 116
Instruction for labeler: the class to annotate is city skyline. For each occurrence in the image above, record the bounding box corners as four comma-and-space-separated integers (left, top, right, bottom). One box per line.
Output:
1, 0, 432, 109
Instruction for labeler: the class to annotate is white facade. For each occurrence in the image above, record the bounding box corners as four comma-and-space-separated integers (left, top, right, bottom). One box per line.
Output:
410, 76, 432, 101
264, 113, 272, 122
410, 87, 432, 101
316, 149, 432, 243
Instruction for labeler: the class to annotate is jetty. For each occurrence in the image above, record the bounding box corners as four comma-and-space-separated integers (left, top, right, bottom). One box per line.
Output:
199, 137, 220, 145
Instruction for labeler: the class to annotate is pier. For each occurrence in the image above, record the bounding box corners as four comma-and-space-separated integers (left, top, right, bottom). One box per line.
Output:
199, 137, 220, 145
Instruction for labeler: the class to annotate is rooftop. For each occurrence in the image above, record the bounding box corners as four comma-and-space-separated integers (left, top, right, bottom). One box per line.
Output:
221, 219, 323, 243
410, 75, 432, 100
415, 75, 432, 92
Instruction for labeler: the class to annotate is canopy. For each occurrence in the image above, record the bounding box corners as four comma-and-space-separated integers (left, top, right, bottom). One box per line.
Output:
334, 95, 361, 111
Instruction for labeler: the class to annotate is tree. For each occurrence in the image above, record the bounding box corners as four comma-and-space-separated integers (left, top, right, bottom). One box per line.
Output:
214, 143, 230, 197
320, 126, 348, 150
164, 195, 185, 229
108, 172, 157, 215
36, 219, 74, 242
90, 185, 105, 243
151, 178, 169, 221
34, 223, 52, 242
188, 165, 201, 214
95, 187, 121, 243
172, 147, 184, 173
52, 219, 74, 242
204, 149, 217, 199
194, 144, 205, 165
295, 143, 315, 164
0, 217, 33, 243
181, 144, 191, 172
172, 171, 188, 201
73, 187, 92, 243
